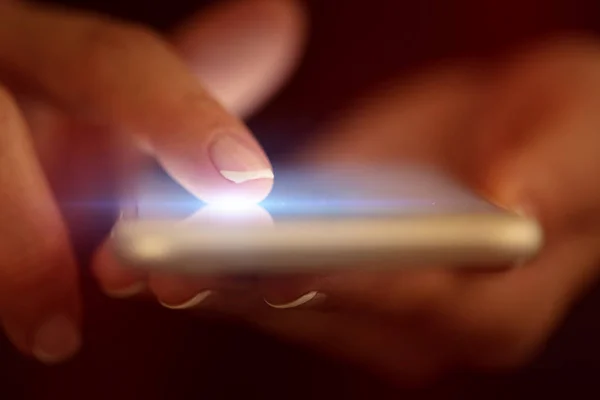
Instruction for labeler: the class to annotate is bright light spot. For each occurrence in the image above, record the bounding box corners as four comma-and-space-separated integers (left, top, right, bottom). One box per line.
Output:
207, 196, 260, 214
183, 201, 273, 227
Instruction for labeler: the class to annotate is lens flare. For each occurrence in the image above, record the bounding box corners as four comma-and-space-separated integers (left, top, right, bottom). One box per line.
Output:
207, 195, 263, 214
184, 202, 273, 227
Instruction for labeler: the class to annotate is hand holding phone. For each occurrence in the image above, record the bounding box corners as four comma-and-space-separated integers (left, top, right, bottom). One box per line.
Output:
111, 165, 542, 274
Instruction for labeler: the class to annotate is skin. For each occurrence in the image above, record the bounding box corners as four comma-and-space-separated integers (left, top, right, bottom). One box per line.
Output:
139, 36, 600, 384
247, 39, 600, 383
1, 0, 600, 385
0, 0, 305, 361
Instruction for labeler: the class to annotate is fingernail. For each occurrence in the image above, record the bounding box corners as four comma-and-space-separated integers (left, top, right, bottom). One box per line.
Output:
264, 291, 324, 309
159, 290, 213, 310
210, 135, 274, 183
104, 282, 146, 299
33, 315, 81, 365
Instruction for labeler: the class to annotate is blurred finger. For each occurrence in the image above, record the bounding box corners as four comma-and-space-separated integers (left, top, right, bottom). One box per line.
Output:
87, 0, 303, 295
172, 0, 306, 118
147, 203, 272, 308
259, 269, 455, 313
0, 2, 274, 203
261, 51, 600, 369
91, 239, 147, 298
299, 65, 484, 169
465, 41, 600, 231
92, 200, 274, 301
0, 85, 81, 363
258, 67, 482, 311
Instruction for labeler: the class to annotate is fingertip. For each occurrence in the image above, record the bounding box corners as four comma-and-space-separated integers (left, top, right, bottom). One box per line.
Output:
91, 240, 147, 299
257, 275, 321, 309
31, 314, 81, 364
207, 133, 274, 201
235, 176, 274, 203
264, 291, 324, 309
203, 177, 274, 205
148, 273, 216, 310
1, 268, 83, 364
3, 314, 81, 365
155, 131, 274, 205
0, 241, 83, 364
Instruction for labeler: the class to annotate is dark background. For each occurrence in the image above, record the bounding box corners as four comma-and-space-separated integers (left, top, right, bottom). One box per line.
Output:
2, 0, 600, 398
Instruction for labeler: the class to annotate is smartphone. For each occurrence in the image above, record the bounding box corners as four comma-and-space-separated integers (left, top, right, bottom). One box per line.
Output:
110, 164, 543, 274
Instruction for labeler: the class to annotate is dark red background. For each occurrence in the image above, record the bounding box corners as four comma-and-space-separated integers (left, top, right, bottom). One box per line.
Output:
2, 0, 600, 398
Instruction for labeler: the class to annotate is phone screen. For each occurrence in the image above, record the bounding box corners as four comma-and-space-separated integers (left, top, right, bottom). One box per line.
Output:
129, 162, 502, 223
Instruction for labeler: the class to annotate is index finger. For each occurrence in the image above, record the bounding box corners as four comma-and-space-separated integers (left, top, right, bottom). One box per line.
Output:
0, 2, 274, 202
